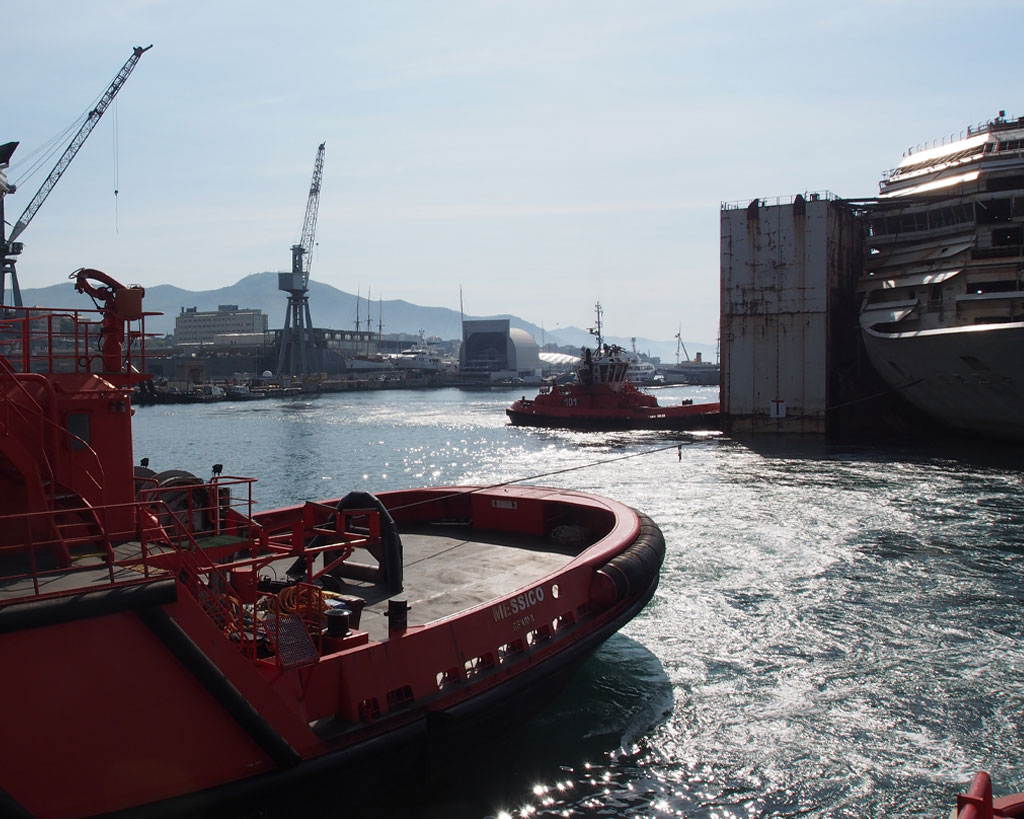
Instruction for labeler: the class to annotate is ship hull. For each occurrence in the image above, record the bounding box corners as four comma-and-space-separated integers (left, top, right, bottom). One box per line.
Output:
855, 113, 1024, 444
861, 321, 1024, 441
656, 366, 720, 386
0, 486, 664, 818
507, 404, 720, 432
132, 562, 658, 818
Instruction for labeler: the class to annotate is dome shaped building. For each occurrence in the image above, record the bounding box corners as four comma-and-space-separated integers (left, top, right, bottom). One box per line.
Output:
460, 319, 541, 382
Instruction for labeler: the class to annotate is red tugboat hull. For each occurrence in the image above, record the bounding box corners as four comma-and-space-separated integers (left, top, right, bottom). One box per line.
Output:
0, 486, 663, 818
0, 273, 665, 818
509, 303, 720, 432
507, 395, 720, 431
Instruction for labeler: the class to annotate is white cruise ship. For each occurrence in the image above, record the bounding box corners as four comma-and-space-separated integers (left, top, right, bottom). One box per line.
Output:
857, 112, 1024, 440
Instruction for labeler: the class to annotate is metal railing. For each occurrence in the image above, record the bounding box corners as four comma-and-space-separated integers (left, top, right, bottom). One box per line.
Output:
721, 191, 840, 210
0, 475, 382, 673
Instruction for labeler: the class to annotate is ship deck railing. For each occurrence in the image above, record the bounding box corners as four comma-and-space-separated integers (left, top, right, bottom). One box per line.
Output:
721, 190, 840, 210
0, 476, 388, 672
0, 304, 151, 380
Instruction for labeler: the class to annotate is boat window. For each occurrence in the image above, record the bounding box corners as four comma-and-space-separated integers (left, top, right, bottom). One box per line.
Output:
387, 685, 414, 709
970, 278, 1022, 294
992, 227, 1022, 247
987, 174, 1024, 191
976, 198, 1012, 224
66, 412, 90, 450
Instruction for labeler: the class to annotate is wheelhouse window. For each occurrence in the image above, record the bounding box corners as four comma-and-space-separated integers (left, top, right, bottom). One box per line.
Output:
66, 413, 91, 450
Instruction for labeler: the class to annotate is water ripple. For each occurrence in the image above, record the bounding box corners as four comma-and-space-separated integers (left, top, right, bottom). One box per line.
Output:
132, 389, 1024, 818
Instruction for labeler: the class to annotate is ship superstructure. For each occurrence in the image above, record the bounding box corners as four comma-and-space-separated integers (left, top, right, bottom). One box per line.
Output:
857, 112, 1024, 439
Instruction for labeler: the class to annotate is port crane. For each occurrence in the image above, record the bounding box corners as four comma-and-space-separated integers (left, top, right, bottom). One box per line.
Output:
0, 45, 152, 307
276, 142, 325, 376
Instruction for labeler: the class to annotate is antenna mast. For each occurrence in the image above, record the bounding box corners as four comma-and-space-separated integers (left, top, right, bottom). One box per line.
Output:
587, 301, 604, 350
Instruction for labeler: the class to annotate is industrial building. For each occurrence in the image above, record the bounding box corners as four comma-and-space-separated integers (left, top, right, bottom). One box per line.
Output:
720, 193, 863, 436
460, 319, 541, 382
174, 305, 268, 344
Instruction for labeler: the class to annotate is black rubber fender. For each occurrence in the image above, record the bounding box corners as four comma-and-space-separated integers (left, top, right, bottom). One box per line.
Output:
298, 491, 404, 594
589, 512, 665, 606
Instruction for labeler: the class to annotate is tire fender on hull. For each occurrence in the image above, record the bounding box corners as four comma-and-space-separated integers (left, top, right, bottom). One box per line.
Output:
589, 512, 665, 606
291, 491, 404, 594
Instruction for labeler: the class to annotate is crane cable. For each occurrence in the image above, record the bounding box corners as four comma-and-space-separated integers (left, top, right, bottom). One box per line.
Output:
9, 82, 109, 190
112, 98, 119, 232
9, 117, 84, 190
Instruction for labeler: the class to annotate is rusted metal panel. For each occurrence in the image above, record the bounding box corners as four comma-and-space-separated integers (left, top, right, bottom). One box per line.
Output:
720, 196, 862, 435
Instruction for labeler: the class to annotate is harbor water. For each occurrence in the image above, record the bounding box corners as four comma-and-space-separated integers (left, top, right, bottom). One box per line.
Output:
131, 385, 1024, 818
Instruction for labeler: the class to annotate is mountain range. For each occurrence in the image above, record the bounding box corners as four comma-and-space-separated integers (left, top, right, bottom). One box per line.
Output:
16, 272, 716, 364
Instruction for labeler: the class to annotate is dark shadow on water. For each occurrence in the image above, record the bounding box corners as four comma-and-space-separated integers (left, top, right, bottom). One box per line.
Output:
729, 431, 1024, 472
234, 634, 671, 819
519, 428, 718, 453
386, 633, 673, 819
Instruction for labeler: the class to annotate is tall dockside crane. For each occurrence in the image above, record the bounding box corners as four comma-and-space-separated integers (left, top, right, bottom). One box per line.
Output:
276, 142, 325, 377
0, 45, 152, 307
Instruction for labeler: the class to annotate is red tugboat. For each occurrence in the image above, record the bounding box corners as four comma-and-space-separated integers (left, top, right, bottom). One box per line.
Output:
507, 303, 720, 432
0, 270, 665, 818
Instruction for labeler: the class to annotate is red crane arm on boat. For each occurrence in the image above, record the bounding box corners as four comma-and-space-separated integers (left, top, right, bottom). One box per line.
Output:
73, 266, 124, 303
72, 267, 145, 373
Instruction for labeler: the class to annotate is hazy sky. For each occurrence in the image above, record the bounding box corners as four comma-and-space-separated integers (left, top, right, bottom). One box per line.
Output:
5, 1, 1021, 345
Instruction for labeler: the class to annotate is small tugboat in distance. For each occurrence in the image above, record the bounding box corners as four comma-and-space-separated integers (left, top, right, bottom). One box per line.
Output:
507, 303, 720, 432
0, 270, 666, 817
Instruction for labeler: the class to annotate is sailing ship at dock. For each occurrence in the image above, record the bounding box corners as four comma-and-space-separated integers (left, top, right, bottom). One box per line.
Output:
857, 111, 1024, 441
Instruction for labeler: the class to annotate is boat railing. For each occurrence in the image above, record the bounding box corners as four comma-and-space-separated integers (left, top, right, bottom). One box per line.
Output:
0, 474, 257, 597
0, 471, 386, 670
0, 304, 151, 504
721, 191, 839, 211
141, 492, 388, 670
0, 338, 110, 507
0, 507, 118, 595
0, 305, 148, 379
0, 353, 58, 497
